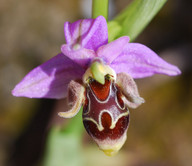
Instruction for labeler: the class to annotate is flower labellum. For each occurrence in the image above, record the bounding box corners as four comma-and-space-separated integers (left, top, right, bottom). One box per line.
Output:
12, 16, 181, 156
83, 62, 130, 156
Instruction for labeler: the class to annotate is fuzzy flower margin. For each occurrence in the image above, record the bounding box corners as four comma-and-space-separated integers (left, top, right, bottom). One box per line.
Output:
12, 16, 181, 156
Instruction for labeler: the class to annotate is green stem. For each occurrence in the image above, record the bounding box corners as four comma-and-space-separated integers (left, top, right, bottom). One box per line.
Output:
92, 0, 108, 20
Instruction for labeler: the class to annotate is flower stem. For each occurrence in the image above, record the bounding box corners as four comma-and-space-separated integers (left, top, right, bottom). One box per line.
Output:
92, 0, 108, 20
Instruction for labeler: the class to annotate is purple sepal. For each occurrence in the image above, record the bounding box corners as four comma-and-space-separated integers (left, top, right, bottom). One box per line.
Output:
61, 44, 96, 68
64, 16, 108, 52
110, 43, 181, 78
97, 36, 129, 64
12, 53, 85, 99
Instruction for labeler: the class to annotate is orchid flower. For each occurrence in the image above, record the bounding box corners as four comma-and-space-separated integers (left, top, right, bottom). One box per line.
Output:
12, 16, 181, 156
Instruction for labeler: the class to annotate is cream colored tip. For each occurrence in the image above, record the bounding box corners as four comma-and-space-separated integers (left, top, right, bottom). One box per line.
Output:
102, 149, 119, 156
96, 132, 127, 157
58, 112, 73, 118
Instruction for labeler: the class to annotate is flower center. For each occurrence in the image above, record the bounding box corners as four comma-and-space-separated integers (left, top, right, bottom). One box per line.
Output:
82, 60, 116, 85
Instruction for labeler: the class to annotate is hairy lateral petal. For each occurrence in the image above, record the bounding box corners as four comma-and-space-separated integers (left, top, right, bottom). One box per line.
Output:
116, 73, 145, 109
64, 16, 108, 51
111, 43, 181, 78
58, 80, 85, 118
97, 36, 129, 64
61, 44, 96, 68
12, 53, 85, 99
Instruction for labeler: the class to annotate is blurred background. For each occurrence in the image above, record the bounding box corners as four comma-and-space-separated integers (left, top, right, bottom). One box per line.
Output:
0, 0, 191, 166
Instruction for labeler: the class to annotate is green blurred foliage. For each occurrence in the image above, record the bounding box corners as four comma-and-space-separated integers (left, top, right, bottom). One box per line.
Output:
108, 0, 167, 42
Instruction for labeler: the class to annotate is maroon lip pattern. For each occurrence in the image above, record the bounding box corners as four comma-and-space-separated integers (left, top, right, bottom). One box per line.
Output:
83, 76, 129, 155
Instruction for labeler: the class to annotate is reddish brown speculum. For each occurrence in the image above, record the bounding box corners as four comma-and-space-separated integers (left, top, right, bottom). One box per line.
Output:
89, 78, 111, 101
84, 113, 129, 140
83, 76, 129, 142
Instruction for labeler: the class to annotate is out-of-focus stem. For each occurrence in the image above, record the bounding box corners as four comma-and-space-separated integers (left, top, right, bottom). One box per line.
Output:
92, 0, 108, 20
